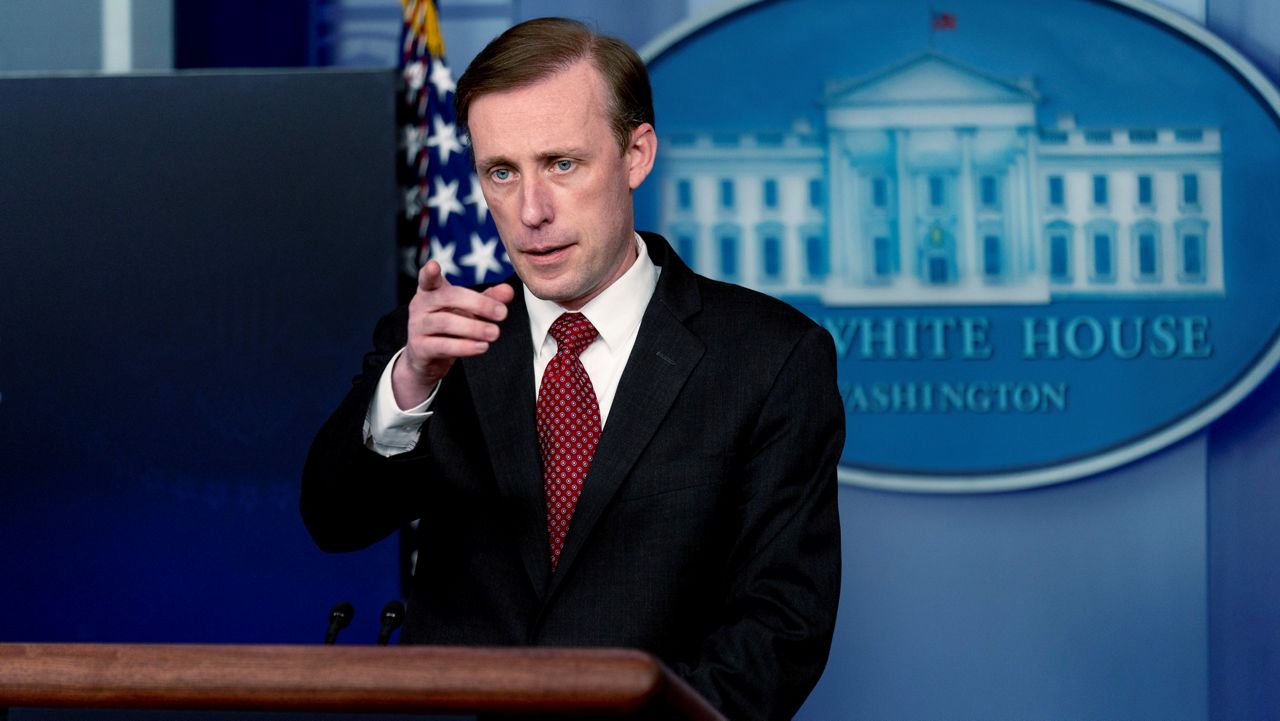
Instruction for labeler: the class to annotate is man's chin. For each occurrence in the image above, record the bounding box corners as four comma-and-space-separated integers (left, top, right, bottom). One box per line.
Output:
524, 279, 598, 310
524, 279, 575, 302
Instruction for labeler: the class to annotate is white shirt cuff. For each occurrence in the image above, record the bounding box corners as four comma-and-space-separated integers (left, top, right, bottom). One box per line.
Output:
363, 347, 438, 457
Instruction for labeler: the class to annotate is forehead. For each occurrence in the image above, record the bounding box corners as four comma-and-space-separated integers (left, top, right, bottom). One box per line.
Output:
467, 60, 613, 160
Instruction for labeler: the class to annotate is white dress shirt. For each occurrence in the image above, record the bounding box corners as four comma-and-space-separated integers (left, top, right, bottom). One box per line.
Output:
364, 234, 660, 456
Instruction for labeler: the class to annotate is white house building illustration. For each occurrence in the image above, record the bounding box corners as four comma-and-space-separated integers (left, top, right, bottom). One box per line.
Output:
657, 52, 1224, 305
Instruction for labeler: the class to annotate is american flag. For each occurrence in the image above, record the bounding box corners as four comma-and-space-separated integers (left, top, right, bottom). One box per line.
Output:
398, 0, 511, 295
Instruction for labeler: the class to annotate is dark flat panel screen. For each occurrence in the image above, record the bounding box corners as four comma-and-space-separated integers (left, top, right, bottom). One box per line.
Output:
0, 70, 401, 643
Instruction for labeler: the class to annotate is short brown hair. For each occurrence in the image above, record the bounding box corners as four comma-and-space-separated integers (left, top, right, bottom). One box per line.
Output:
455, 17, 654, 153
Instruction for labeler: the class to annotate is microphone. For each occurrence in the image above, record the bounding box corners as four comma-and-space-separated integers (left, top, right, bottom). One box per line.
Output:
377, 600, 406, 646
324, 601, 354, 645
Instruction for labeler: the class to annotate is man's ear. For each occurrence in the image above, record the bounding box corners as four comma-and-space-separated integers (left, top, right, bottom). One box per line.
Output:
625, 123, 657, 190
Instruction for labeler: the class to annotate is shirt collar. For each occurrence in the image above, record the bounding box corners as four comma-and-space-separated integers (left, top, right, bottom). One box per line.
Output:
525, 233, 657, 355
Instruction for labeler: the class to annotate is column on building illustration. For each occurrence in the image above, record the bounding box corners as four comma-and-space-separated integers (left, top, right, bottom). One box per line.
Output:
828, 135, 861, 288
959, 127, 978, 285
1021, 126, 1043, 280
832, 129, 901, 288
892, 129, 911, 287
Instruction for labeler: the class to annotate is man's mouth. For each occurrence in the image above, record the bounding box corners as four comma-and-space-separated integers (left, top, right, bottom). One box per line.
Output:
525, 244, 569, 258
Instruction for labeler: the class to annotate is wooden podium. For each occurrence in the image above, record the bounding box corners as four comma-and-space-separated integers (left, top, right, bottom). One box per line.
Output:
0, 644, 726, 719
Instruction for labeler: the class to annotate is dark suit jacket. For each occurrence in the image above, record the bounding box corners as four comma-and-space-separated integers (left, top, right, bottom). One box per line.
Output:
301, 233, 844, 721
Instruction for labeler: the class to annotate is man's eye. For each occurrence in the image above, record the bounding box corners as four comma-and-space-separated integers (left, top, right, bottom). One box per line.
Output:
491, 168, 512, 182
554, 159, 574, 172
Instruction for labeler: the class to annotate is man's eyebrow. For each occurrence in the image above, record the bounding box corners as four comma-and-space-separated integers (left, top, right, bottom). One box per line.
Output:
538, 147, 587, 160
474, 154, 513, 171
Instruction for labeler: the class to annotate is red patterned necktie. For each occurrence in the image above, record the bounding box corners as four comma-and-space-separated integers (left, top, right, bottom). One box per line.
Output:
537, 312, 602, 570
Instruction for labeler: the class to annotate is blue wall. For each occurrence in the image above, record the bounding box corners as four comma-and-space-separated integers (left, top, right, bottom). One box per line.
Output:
1208, 366, 1280, 720
803, 439, 1210, 720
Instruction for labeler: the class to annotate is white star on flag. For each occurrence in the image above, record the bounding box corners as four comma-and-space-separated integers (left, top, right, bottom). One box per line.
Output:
429, 58, 456, 99
403, 61, 426, 101
429, 237, 461, 278
460, 234, 505, 283
402, 185, 423, 219
403, 124, 425, 164
426, 115, 463, 164
426, 177, 464, 225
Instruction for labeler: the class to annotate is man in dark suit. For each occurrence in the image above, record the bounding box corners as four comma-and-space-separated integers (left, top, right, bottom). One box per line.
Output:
301, 17, 843, 721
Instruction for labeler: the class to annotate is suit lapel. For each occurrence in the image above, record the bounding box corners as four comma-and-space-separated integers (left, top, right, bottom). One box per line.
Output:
462, 284, 553, 595
546, 238, 705, 598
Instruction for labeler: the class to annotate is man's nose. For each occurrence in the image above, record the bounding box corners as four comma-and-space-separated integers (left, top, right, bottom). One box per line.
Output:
519, 176, 554, 228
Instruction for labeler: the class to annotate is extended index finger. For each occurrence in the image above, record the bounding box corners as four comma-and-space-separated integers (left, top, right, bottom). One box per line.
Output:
418, 260, 448, 292
432, 283, 510, 322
